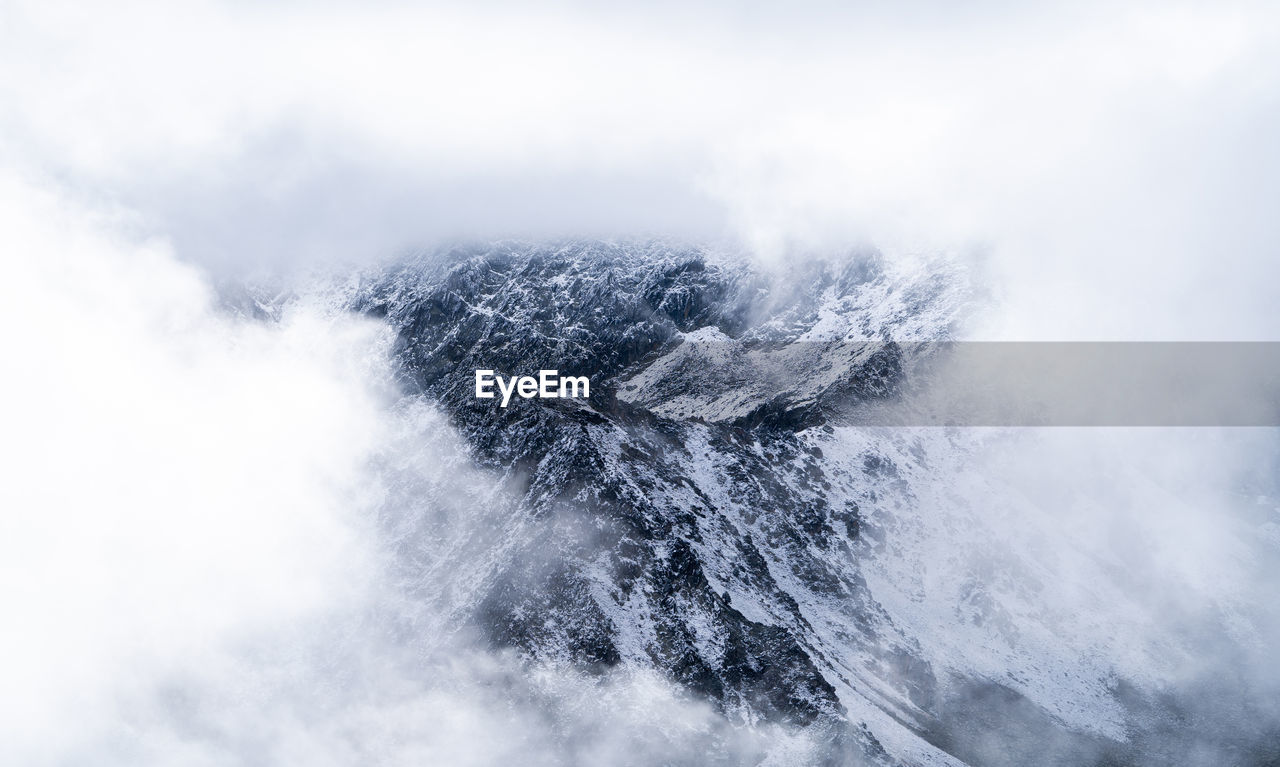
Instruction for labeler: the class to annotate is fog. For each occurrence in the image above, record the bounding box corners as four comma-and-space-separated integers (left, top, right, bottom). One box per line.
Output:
4, 0, 1279, 336
2, 0, 1279, 764
844, 424, 1280, 764
0, 174, 828, 765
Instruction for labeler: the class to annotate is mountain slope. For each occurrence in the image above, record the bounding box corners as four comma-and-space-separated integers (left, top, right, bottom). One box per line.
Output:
327, 241, 1278, 766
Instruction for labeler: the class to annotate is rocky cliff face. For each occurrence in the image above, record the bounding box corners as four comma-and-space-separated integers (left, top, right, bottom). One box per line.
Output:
332, 241, 957, 764
322, 241, 1277, 766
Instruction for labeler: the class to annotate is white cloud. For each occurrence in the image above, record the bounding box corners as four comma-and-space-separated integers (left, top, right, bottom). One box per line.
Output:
1, 2, 1278, 763
0, 169, 819, 765
3, 0, 1278, 339
0, 171, 392, 761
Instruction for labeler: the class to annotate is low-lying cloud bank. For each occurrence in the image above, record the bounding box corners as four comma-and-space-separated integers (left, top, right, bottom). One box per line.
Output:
0, 175, 827, 766
3, 1, 1280, 764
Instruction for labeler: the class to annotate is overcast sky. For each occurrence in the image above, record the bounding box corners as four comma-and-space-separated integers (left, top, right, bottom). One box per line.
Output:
2, 4, 1278, 765
4, 0, 1279, 337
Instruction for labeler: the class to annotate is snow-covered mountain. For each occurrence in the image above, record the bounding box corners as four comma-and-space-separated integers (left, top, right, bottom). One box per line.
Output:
298, 241, 1279, 766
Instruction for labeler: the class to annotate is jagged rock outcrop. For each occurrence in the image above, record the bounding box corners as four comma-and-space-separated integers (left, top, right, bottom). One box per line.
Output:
320, 240, 1274, 766
336, 241, 973, 765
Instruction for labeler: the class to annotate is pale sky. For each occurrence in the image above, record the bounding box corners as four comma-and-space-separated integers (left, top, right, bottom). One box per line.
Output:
3, 0, 1278, 338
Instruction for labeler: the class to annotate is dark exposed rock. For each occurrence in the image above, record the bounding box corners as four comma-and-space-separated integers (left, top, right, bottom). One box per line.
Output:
346, 241, 968, 765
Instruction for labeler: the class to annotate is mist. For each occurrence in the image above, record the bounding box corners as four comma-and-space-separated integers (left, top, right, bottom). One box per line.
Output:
4, 0, 1280, 335
0, 174, 830, 766
837, 425, 1280, 764
3, 0, 1280, 765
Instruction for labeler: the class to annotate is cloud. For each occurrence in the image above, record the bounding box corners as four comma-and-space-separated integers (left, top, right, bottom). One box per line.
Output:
0, 169, 393, 762
0, 169, 826, 766
2, 2, 1279, 764
3, 0, 1279, 339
